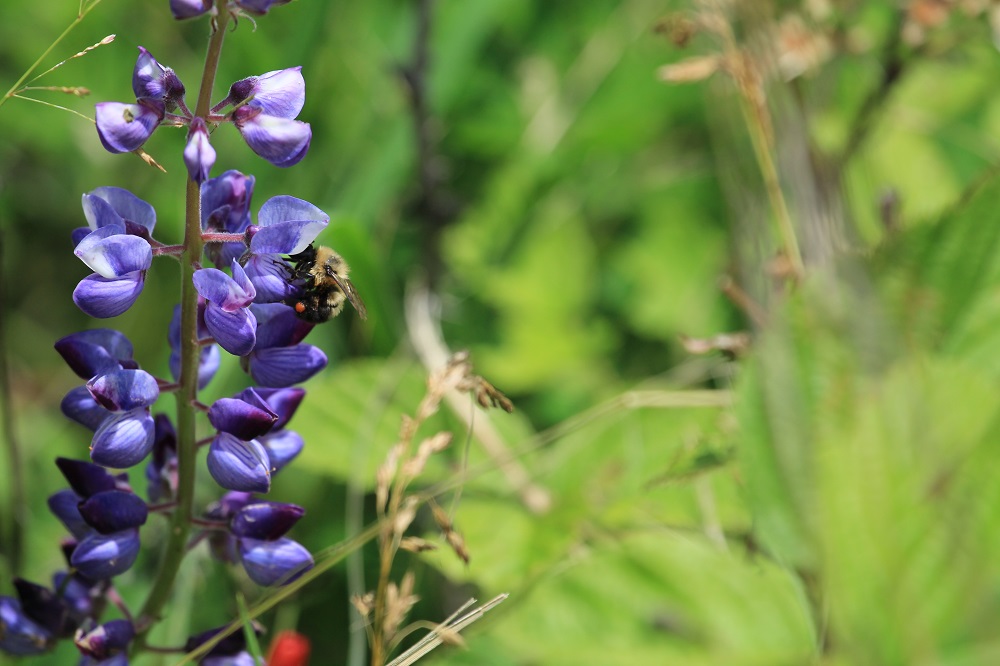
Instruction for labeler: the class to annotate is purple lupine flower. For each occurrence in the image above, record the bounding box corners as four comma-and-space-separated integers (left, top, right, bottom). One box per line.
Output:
202, 170, 256, 268
96, 48, 187, 153
242, 304, 326, 387
0, 596, 53, 655
256, 387, 305, 472
238, 537, 313, 586
13, 578, 77, 639
78, 490, 148, 534
56, 457, 127, 498
206, 434, 271, 493
231, 502, 304, 540
62, 386, 112, 431
75, 619, 135, 660
217, 66, 310, 167
87, 368, 159, 467
242, 195, 328, 302
168, 302, 221, 389
170, 0, 212, 19
184, 117, 216, 184
146, 414, 178, 503
208, 389, 278, 441
70, 529, 141, 580
55, 329, 135, 380
193, 262, 258, 356
73, 190, 156, 318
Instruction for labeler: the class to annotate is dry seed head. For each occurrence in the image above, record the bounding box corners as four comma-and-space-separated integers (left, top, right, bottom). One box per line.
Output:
376, 442, 404, 514
400, 537, 438, 553
384, 572, 419, 640
394, 496, 419, 537
431, 502, 470, 564
351, 592, 375, 619
402, 432, 453, 480
658, 55, 722, 83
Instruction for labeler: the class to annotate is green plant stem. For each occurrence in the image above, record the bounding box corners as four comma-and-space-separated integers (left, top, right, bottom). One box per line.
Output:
0, 0, 103, 111
133, 2, 230, 652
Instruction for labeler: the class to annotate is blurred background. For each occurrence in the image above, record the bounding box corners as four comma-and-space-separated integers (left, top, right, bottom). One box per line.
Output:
5, 0, 1000, 663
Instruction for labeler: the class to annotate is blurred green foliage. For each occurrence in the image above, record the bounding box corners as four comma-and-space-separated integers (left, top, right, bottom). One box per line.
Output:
6, 0, 1000, 664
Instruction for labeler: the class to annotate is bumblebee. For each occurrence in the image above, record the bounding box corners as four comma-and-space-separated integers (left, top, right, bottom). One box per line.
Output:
284, 244, 368, 323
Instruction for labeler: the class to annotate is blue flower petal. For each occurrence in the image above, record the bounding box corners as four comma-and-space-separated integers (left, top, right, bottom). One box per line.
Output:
170, 0, 212, 18
228, 67, 304, 118
184, 117, 215, 184
0, 596, 53, 655
55, 457, 121, 497
86, 187, 157, 234
193, 268, 254, 311
55, 329, 133, 380
95, 100, 164, 153
78, 490, 148, 534
75, 227, 152, 278
259, 430, 304, 473
91, 409, 155, 468
256, 387, 305, 429
73, 272, 146, 319
132, 47, 185, 109
47, 489, 90, 539
204, 302, 257, 356
247, 344, 327, 387
61, 386, 109, 430
70, 529, 141, 579
202, 170, 255, 232
75, 619, 135, 660
208, 396, 277, 440
250, 303, 313, 348
207, 434, 271, 493
87, 369, 159, 411
234, 109, 311, 167
243, 254, 296, 303
231, 502, 304, 540
238, 537, 313, 586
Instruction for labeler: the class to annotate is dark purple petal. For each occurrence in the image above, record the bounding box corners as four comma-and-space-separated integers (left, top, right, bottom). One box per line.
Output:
91, 409, 155, 468
75, 226, 152, 278
238, 537, 313, 586
255, 387, 305, 430
250, 303, 314, 348
193, 268, 255, 311
184, 117, 215, 184
207, 434, 271, 493
0, 596, 53, 655
87, 369, 159, 411
75, 619, 135, 659
205, 491, 255, 520
231, 502, 304, 540
225, 67, 304, 118
243, 254, 296, 303
73, 272, 145, 319
79, 490, 148, 533
132, 47, 186, 110
55, 329, 133, 379
12, 578, 75, 639
85, 187, 156, 234
233, 108, 311, 167
61, 387, 109, 431
208, 396, 277, 440
95, 100, 164, 153
170, 0, 212, 19
247, 345, 327, 387
70, 529, 140, 579
47, 489, 90, 539
204, 302, 257, 356
56, 458, 119, 497
259, 430, 304, 472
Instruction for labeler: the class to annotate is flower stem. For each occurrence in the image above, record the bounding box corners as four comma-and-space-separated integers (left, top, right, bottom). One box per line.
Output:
132, 2, 230, 653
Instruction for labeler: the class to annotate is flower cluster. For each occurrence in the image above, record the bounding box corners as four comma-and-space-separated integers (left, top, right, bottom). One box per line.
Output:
2, 0, 344, 662
96, 46, 310, 179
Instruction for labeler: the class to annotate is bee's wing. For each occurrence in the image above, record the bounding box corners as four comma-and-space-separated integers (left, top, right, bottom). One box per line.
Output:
330, 273, 368, 320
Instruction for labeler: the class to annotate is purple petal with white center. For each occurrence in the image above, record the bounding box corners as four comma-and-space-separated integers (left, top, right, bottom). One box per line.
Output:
73, 272, 145, 319
243, 254, 296, 303
81, 193, 124, 232
55, 457, 120, 497
204, 302, 257, 356
75, 619, 135, 660
86, 187, 157, 234
207, 434, 271, 493
231, 502, 304, 540
259, 430, 304, 472
250, 303, 314, 348
87, 369, 159, 411
91, 409, 155, 468
61, 387, 108, 430
0, 596, 53, 655
257, 195, 327, 229
132, 47, 185, 108
238, 537, 313, 586
169, 344, 220, 389
230, 260, 256, 300
242, 67, 305, 118
170, 0, 212, 19
95, 100, 164, 153
55, 329, 133, 379
193, 268, 255, 311
184, 117, 216, 184
78, 490, 148, 534
247, 345, 327, 387
70, 529, 140, 579
256, 387, 305, 429
234, 108, 311, 168
208, 396, 277, 440
75, 226, 152, 278
47, 489, 90, 539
